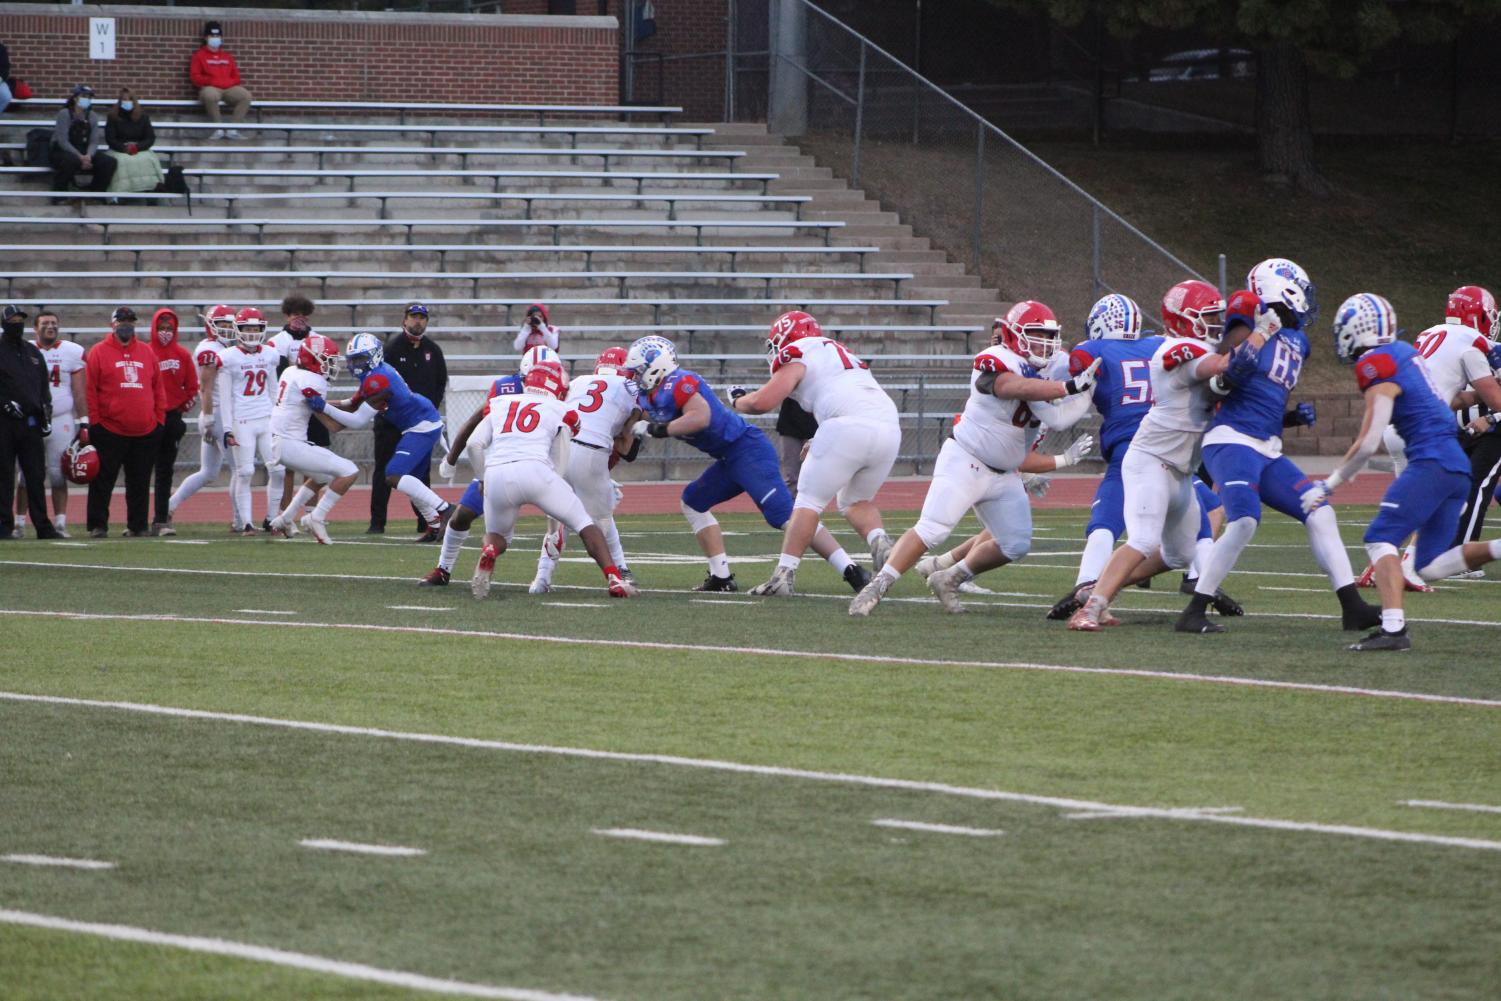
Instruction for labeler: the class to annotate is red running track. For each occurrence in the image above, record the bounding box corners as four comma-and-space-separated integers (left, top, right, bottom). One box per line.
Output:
58, 473, 1400, 525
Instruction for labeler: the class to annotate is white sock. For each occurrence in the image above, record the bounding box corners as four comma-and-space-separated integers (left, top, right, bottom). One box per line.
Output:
265, 467, 284, 519
535, 554, 557, 578
951, 560, 976, 582
1195, 516, 1258, 597
14, 516, 24, 529
1491, 539, 1501, 561
878, 562, 901, 583
865, 527, 888, 548
601, 517, 627, 569
54, 513, 65, 530
1305, 504, 1356, 590
1381, 608, 1406, 633
438, 526, 469, 573
396, 474, 443, 520
1076, 528, 1116, 585
708, 553, 731, 577
778, 553, 802, 571
312, 489, 340, 520
933, 552, 956, 571
283, 485, 316, 523
825, 547, 853, 574
1188, 536, 1215, 582
232, 469, 253, 528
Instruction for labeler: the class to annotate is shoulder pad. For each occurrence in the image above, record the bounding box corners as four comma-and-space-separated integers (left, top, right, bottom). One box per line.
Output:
1355, 351, 1399, 391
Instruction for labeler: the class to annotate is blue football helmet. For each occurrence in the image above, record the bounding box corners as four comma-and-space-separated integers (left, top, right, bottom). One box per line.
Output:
346, 332, 383, 378
1086, 293, 1144, 341
1332, 293, 1398, 364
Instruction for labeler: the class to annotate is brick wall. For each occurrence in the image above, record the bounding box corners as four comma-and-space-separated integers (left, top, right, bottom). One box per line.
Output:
0, 4, 618, 108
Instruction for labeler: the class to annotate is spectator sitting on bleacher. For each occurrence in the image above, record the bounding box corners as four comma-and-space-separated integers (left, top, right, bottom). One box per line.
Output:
190, 21, 251, 140
50, 84, 115, 201
514, 302, 560, 352
105, 88, 163, 195
0, 41, 12, 118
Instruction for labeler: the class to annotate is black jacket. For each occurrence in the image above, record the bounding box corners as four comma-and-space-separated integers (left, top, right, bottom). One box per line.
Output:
381, 332, 447, 420
105, 113, 156, 153
0, 336, 52, 420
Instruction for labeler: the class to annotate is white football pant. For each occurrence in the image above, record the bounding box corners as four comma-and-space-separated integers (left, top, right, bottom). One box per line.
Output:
910, 438, 1032, 561
1120, 445, 1200, 569
793, 415, 901, 514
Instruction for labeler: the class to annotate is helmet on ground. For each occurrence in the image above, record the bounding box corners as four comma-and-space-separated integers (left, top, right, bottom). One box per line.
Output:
346, 332, 383, 378
623, 335, 679, 392
234, 306, 267, 348
519, 345, 560, 377
1161, 281, 1225, 342
1248, 258, 1317, 327
205, 303, 236, 341
767, 310, 822, 359
1332, 293, 1398, 364
297, 333, 340, 378
523, 360, 568, 400
1085, 294, 1144, 342
999, 300, 1063, 365
62, 440, 100, 484
595, 346, 628, 376
1446, 285, 1498, 340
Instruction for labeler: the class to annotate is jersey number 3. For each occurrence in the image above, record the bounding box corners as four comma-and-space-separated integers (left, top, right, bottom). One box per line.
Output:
577, 379, 607, 413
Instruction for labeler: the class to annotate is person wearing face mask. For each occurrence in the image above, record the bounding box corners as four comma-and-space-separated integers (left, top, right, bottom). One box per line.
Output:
268, 292, 327, 523
149, 308, 197, 537
0, 305, 60, 540
105, 87, 163, 195
369, 303, 448, 538
190, 21, 252, 140
50, 84, 116, 200
84, 306, 166, 538
13, 310, 85, 538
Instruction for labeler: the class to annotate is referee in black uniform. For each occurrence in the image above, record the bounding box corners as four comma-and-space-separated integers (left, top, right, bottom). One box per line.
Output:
368, 303, 448, 539
0, 305, 59, 540
1451, 401, 1501, 547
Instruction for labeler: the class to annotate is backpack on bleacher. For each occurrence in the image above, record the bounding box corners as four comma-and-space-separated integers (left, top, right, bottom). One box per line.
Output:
159, 164, 188, 195
24, 128, 51, 169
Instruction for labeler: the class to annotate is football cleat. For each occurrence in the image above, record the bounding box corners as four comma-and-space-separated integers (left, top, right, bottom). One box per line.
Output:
528, 576, 552, 595
927, 566, 968, 614
1174, 608, 1228, 634
543, 521, 565, 559
1340, 600, 1383, 632
53, 525, 70, 539
1067, 597, 1121, 631
1450, 568, 1486, 580
1348, 628, 1412, 652
843, 563, 872, 592
749, 565, 796, 596
618, 566, 635, 583
693, 573, 738, 593
301, 514, 332, 546
1401, 565, 1434, 593
418, 567, 451, 587
152, 520, 177, 537
914, 554, 941, 580
421, 503, 453, 543
471, 544, 497, 599
1355, 564, 1376, 588
1178, 576, 1244, 616
870, 534, 894, 575
607, 573, 637, 598
848, 573, 894, 617
1046, 580, 1093, 621
236, 524, 260, 537
261, 517, 273, 532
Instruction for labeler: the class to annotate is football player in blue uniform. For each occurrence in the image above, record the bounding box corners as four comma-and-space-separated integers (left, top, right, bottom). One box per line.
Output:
1177, 259, 1378, 635
1043, 289, 1242, 620
1304, 293, 1501, 650
314, 333, 453, 538
625, 335, 869, 593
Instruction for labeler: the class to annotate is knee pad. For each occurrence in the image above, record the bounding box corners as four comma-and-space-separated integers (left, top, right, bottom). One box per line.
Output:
1365, 541, 1400, 564
1217, 482, 1263, 524
999, 536, 1030, 562
680, 499, 719, 535
1161, 540, 1195, 570
912, 516, 953, 551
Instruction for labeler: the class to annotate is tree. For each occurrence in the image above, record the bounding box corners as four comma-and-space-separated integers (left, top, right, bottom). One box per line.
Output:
991, 0, 1497, 195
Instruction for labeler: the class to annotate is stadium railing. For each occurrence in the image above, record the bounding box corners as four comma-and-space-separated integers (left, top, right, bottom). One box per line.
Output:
13, 98, 683, 125
0, 144, 747, 170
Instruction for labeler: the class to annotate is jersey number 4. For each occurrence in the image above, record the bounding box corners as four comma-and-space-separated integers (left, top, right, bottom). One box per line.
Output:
49, 364, 61, 388
500, 400, 543, 433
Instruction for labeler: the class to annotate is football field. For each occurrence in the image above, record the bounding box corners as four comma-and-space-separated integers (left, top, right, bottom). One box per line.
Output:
3, 505, 1500, 1000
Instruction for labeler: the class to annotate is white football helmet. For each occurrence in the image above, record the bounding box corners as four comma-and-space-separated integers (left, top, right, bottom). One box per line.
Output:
519, 345, 560, 377
624, 335, 679, 392
1332, 293, 1398, 364
1248, 258, 1317, 327
346, 332, 384, 378
1086, 293, 1144, 341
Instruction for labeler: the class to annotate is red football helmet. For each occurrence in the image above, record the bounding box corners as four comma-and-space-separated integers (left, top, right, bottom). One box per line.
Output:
234, 307, 267, 348
767, 310, 822, 359
297, 333, 340, 378
1162, 280, 1226, 342
595, 345, 628, 376
204, 303, 236, 341
523, 360, 568, 400
1447, 285, 1498, 340
998, 300, 1062, 366
62, 440, 100, 484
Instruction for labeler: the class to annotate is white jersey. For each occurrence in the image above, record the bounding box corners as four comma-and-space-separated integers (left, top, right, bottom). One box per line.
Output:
1413, 322, 1492, 407
564, 372, 636, 449
36, 339, 85, 416
472, 393, 578, 467
1130, 336, 1219, 473
952, 344, 1038, 472
777, 336, 899, 424
217, 344, 280, 423
271, 367, 327, 441
267, 328, 321, 364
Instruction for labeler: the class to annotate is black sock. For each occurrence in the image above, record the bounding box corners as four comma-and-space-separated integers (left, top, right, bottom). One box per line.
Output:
1335, 583, 1367, 611
1184, 592, 1211, 616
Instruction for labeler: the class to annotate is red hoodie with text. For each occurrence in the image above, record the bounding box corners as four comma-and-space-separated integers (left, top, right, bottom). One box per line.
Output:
87, 329, 166, 436
189, 45, 243, 90
152, 308, 199, 413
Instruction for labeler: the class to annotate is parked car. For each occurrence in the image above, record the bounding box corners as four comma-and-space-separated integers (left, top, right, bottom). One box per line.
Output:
1144, 48, 1254, 82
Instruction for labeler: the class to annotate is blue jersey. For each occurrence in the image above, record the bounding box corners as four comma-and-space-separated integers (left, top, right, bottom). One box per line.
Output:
1211, 326, 1309, 440
359, 362, 441, 432
1355, 341, 1469, 475
1068, 336, 1164, 461
490, 373, 523, 399
638, 368, 747, 458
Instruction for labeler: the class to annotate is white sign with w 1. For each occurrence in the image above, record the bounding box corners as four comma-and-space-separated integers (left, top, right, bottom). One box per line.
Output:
90, 17, 116, 60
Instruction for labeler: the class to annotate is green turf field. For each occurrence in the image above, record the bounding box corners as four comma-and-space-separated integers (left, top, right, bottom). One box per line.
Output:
3, 506, 1500, 1000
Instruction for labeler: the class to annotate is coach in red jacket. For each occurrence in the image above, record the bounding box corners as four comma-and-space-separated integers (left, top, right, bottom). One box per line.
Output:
149, 308, 197, 535
189, 21, 252, 138
84, 306, 165, 538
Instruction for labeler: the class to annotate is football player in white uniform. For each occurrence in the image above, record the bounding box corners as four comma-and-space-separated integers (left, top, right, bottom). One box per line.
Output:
265, 334, 357, 544
266, 293, 323, 520
466, 360, 636, 600
14, 309, 85, 537
849, 307, 1102, 616
167, 304, 243, 527
528, 346, 642, 594
731, 311, 902, 595
217, 306, 284, 533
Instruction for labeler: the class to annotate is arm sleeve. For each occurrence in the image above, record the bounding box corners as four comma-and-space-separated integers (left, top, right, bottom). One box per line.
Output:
183, 350, 200, 400
105, 116, 122, 152
189, 50, 208, 87
228, 54, 243, 88
1328, 393, 1396, 489
218, 367, 236, 426
324, 402, 377, 429
152, 353, 167, 427
53, 110, 79, 157
1459, 347, 1492, 386
545, 326, 560, 350
550, 425, 571, 475
1030, 390, 1093, 431
141, 118, 155, 151
512, 327, 529, 352
469, 416, 493, 455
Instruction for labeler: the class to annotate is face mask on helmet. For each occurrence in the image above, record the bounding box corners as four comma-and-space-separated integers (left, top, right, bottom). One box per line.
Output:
1332, 293, 1398, 365
1248, 258, 1317, 328
1160, 281, 1224, 342
1086, 294, 1143, 342
1000, 300, 1063, 365
624, 336, 679, 392
346, 333, 383, 377
1446, 285, 1499, 341
767, 310, 821, 360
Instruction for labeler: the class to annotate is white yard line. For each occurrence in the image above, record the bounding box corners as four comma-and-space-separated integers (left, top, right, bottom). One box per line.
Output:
541, 602, 611, 608
299, 838, 426, 857
0, 908, 607, 1001
386, 605, 454, 613
50, 542, 89, 548
235, 609, 296, 616
163, 539, 211, 545
870, 819, 1004, 838
688, 598, 756, 605
1064, 806, 1244, 821
1402, 799, 1501, 815
2, 608, 1497, 710
591, 828, 724, 846
2, 853, 115, 870
3, 692, 1499, 854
